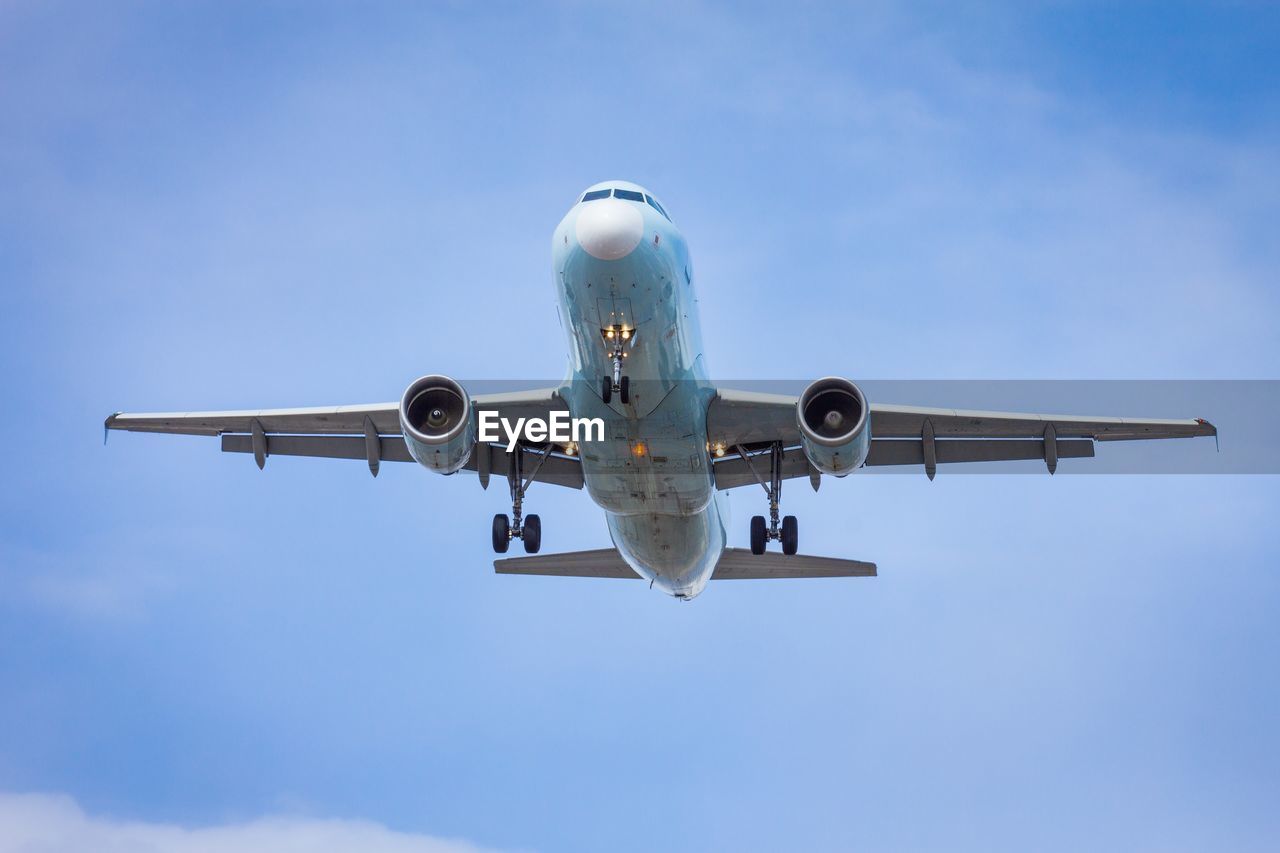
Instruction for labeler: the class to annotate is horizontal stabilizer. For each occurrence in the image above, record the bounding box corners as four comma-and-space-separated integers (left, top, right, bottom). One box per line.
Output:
714, 548, 877, 579
494, 547, 876, 580
495, 548, 639, 579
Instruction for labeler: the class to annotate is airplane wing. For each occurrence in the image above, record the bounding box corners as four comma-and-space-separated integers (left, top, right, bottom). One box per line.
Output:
105, 388, 584, 489
707, 387, 1216, 487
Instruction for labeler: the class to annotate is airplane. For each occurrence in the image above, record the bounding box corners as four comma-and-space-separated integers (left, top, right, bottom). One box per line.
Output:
105, 180, 1217, 599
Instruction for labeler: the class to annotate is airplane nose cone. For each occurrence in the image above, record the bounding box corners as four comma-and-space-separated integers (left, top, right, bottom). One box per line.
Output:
575, 198, 644, 260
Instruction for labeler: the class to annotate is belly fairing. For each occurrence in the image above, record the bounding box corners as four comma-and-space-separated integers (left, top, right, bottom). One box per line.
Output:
563, 370, 717, 516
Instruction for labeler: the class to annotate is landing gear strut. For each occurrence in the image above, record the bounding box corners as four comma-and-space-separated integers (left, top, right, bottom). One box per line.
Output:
737, 441, 799, 556
492, 444, 549, 554
601, 325, 631, 405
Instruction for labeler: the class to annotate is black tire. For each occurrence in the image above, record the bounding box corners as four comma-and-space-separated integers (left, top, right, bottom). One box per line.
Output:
523, 514, 541, 554
619, 375, 631, 405
750, 515, 767, 555
492, 513, 511, 553
781, 515, 798, 555
601, 375, 612, 405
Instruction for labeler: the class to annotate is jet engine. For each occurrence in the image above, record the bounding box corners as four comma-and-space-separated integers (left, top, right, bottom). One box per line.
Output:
796, 377, 871, 476
399, 374, 475, 474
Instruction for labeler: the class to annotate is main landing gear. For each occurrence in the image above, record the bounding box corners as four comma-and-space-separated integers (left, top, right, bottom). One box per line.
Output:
601, 325, 632, 406
491, 444, 551, 554
737, 442, 799, 556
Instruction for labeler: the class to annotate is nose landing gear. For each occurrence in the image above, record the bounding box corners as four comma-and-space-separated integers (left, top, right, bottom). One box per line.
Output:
737, 442, 799, 556
491, 444, 550, 554
601, 325, 632, 406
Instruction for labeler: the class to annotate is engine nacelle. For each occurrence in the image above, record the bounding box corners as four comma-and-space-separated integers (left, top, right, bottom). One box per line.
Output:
796, 377, 871, 477
399, 375, 475, 474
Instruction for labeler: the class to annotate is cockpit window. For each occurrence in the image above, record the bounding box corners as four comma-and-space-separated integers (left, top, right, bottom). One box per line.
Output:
645, 195, 670, 221
580, 187, 671, 220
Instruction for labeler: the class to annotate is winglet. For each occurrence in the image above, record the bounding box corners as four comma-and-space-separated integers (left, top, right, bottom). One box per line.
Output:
1196, 418, 1219, 452
104, 412, 121, 445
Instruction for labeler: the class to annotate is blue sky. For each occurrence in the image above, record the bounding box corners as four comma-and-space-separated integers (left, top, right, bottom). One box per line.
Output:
2, 2, 1278, 850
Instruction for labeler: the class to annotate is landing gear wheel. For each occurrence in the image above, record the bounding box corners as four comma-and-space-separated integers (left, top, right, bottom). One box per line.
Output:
750, 515, 767, 555
619, 375, 631, 405
601, 375, 612, 405
781, 515, 798, 555
492, 513, 511, 553
522, 514, 541, 554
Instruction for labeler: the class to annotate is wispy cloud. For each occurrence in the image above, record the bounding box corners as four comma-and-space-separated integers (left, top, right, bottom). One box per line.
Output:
0, 792, 510, 853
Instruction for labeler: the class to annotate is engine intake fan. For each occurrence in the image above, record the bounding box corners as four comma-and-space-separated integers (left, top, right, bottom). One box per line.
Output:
796, 376, 871, 476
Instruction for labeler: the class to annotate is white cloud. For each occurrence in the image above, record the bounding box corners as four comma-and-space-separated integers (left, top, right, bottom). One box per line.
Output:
0, 793, 509, 853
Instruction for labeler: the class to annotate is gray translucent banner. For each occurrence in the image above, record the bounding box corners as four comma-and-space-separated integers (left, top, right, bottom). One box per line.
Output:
454, 379, 1274, 474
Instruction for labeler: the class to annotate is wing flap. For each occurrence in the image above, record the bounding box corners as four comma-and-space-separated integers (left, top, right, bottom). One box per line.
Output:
864, 438, 1094, 466
220, 435, 584, 488
712, 439, 1096, 488
870, 404, 1216, 440
713, 447, 812, 490
461, 445, 584, 489
221, 434, 415, 463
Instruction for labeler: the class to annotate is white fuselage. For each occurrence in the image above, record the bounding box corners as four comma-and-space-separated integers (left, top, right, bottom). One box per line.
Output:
551, 181, 728, 598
